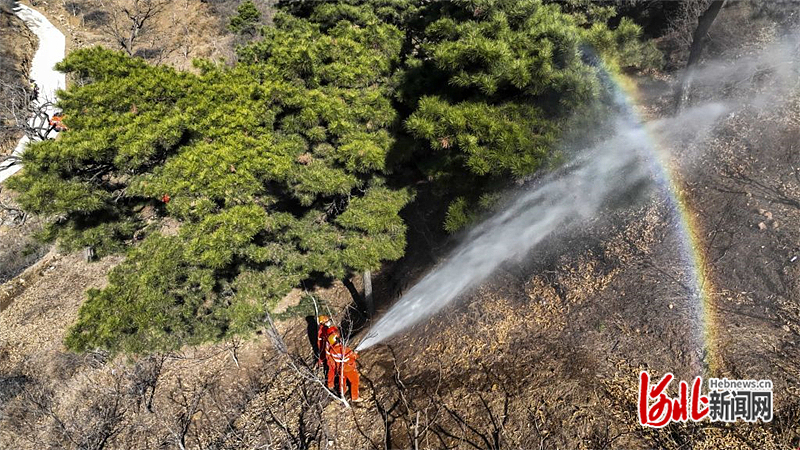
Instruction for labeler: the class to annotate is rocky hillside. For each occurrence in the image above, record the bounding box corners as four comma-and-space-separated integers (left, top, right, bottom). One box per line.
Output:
0, 0, 36, 153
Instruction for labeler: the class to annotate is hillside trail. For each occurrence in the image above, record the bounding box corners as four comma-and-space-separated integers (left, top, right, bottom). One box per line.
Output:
0, 3, 65, 184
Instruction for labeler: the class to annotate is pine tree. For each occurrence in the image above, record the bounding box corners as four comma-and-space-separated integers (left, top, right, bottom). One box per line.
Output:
10, 10, 411, 353
228, 0, 262, 36
9, 0, 658, 353
400, 0, 660, 231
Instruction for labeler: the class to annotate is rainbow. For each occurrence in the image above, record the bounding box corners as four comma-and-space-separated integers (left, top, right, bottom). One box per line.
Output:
605, 70, 720, 376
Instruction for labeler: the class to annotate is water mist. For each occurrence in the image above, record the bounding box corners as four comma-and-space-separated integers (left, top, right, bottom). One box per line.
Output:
357, 102, 728, 351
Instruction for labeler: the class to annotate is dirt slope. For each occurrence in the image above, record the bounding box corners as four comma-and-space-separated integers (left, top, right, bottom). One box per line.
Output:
23, 0, 239, 70
0, 250, 124, 364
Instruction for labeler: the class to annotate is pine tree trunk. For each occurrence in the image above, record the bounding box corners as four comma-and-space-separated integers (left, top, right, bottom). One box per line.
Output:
687, 0, 725, 68
363, 270, 374, 316
342, 277, 365, 313
84, 246, 95, 262
676, 0, 726, 111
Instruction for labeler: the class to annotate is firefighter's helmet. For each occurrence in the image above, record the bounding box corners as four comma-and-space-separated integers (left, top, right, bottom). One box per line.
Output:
328, 334, 340, 346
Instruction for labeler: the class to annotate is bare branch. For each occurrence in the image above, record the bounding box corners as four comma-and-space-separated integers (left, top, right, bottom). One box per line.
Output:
101, 0, 169, 56
263, 310, 350, 408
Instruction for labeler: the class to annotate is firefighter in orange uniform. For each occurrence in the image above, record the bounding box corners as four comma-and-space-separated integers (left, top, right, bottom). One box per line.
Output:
49, 112, 68, 132
316, 315, 339, 365
325, 335, 361, 403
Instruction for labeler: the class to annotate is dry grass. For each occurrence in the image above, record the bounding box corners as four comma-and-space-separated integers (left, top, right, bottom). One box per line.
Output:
27, 0, 238, 70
